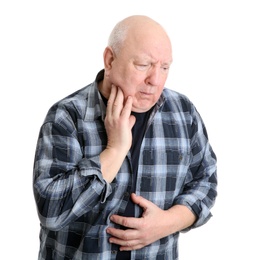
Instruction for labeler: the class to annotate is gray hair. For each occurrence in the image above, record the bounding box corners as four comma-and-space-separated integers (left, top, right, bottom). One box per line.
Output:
107, 21, 129, 55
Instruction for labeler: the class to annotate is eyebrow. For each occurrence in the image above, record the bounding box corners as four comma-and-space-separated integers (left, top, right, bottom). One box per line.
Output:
133, 55, 172, 65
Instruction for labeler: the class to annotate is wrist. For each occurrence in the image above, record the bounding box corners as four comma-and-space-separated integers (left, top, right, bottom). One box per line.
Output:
100, 147, 127, 183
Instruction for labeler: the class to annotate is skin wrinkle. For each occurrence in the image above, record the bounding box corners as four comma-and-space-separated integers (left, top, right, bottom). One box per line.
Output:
33, 15, 217, 259
99, 15, 173, 113
98, 15, 198, 253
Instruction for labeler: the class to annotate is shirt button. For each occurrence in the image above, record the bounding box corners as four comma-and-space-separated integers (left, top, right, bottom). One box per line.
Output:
111, 250, 117, 254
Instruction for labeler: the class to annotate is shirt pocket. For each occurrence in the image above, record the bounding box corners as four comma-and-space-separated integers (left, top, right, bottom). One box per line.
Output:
140, 147, 190, 173
138, 147, 191, 208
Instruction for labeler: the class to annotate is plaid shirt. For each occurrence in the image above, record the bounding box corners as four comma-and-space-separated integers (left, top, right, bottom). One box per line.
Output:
33, 71, 217, 260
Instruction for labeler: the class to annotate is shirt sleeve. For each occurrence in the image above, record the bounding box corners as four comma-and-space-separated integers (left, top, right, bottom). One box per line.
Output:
33, 112, 112, 231
173, 103, 217, 230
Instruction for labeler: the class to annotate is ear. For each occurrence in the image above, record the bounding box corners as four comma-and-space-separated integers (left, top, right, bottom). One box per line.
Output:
103, 46, 115, 71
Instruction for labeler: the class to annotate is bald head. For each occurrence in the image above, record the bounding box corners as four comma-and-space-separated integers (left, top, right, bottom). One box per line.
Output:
101, 15, 172, 112
108, 15, 172, 56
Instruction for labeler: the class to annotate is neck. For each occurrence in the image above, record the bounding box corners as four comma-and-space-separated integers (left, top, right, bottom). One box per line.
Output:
98, 80, 111, 100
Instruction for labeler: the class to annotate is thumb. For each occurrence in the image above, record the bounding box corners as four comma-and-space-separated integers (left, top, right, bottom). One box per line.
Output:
131, 193, 149, 211
129, 115, 136, 129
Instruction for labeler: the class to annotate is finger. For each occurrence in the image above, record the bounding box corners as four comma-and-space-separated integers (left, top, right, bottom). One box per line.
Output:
120, 96, 133, 117
129, 114, 136, 129
107, 228, 141, 249
106, 85, 117, 116
107, 227, 137, 241
110, 215, 138, 229
109, 236, 141, 251
111, 86, 124, 115
120, 96, 136, 129
131, 193, 150, 211
119, 242, 143, 251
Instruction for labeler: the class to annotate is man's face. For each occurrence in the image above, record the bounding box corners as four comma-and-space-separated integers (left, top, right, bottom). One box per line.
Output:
106, 31, 172, 113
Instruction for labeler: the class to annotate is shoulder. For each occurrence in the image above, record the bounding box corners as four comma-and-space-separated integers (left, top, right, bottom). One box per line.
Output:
161, 88, 195, 113
44, 83, 99, 124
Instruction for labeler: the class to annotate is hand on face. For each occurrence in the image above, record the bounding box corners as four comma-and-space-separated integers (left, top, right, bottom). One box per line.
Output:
104, 85, 136, 155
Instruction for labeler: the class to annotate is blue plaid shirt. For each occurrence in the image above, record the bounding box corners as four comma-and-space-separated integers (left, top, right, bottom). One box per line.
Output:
33, 71, 217, 260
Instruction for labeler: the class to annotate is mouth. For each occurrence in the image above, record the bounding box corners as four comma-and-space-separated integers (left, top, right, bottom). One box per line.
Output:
140, 91, 153, 96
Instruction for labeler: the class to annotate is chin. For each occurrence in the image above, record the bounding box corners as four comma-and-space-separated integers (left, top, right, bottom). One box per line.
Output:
131, 99, 156, 113
132, 106, 152, 113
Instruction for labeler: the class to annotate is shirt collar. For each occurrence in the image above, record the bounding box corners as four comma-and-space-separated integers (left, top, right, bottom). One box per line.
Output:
84, 69, 166, 122
83, 70, 106, 121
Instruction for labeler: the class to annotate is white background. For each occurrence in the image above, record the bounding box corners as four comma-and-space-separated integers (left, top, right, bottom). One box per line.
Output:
1, 0, 260, 259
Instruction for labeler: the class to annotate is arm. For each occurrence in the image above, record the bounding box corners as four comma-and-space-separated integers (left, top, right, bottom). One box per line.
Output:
100, 85, 136, 183
107, 102, 217, 250
33, 85, 135, 231
33, 120, 109, 231
173, 104, 217, 229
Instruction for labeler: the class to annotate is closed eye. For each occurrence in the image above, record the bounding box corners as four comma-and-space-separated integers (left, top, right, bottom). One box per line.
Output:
161, 66, 170, 72
135, 64, 151, 71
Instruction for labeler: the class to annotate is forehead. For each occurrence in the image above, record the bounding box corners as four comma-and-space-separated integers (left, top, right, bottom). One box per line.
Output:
123, 25, 172, 62
132, 52, 172, 66
125, 39, 173, 65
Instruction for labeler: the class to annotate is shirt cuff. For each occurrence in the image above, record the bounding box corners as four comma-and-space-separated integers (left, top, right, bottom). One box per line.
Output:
78, 156, 112, 203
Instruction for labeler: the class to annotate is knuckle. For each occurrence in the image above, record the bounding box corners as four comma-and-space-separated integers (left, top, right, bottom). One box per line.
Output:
122, 218, 129, 227
122, 232, 128, 241
113, 102, 118, 107
126, 241, 132, 247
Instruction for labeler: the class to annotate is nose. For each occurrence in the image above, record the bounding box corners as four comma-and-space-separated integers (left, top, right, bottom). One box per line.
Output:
145, 66, 161, 86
